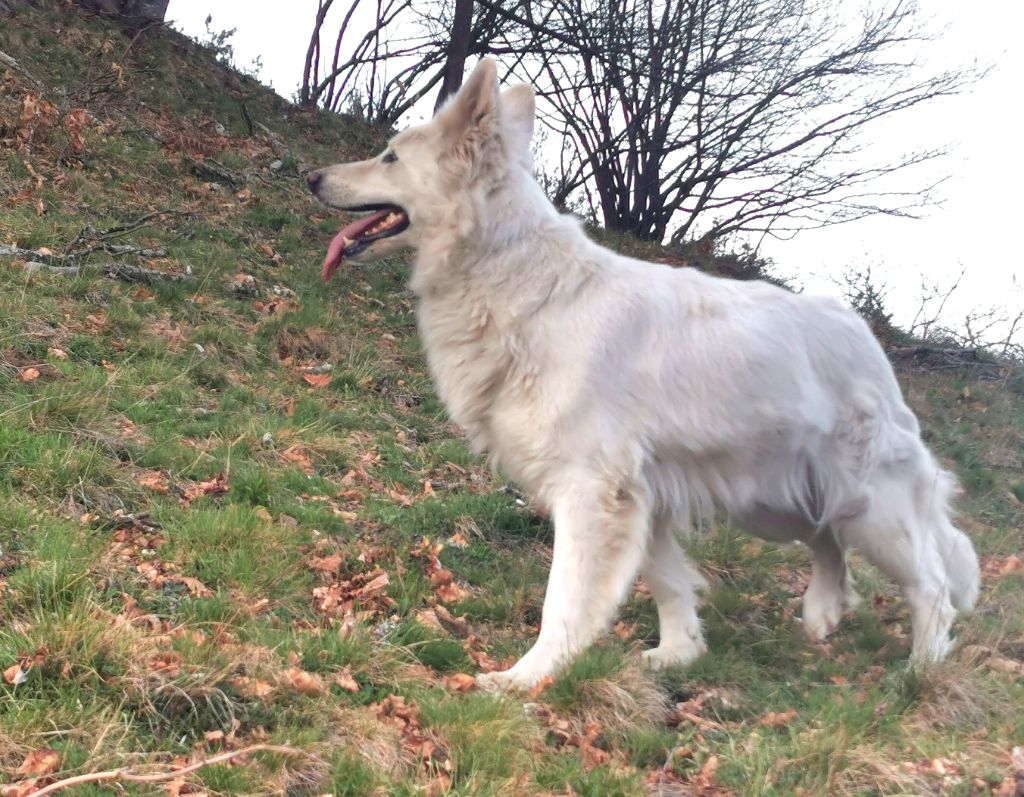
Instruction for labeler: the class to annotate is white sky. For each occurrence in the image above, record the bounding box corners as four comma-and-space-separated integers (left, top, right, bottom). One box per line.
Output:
169, 1, 1023, 338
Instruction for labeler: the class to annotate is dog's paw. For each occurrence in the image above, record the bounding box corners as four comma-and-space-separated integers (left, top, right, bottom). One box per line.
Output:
910, 632, 953, 664
641, 641, 705, 670
476, 667, 545, 693
802, 598, 844, 641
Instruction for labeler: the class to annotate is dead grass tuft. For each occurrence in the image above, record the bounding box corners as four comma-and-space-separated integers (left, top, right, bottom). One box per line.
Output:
565, 660, 671, 737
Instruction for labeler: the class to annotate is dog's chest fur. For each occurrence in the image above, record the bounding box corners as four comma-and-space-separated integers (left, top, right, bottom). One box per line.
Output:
414, 274, 549, 480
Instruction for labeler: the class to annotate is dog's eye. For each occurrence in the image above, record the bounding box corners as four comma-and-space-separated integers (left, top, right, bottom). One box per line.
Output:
382, 150, 398, 164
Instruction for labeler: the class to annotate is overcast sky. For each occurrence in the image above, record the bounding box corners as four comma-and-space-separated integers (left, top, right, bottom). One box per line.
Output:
169, 1, 1022, 337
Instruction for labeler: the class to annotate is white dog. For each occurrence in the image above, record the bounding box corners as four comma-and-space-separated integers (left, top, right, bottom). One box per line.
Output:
307, 60, 980, 690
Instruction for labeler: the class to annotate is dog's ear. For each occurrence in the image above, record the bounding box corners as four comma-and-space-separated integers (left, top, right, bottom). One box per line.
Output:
436, 59, 500, 160
500, 84, 535, 166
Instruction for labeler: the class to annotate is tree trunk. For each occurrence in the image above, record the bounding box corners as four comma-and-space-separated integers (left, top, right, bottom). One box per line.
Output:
433, 0, 474, 114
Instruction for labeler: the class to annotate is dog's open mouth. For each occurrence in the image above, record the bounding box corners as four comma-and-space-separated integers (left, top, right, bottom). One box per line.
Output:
322, 204, 409, 283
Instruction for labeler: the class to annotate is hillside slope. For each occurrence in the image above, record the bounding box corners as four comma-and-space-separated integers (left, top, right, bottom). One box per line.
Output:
1, 7, 1023, 796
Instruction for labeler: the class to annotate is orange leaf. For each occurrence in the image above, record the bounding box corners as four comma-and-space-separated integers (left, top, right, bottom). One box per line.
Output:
281, 444, 314, 473
309, 553, 344, 573
19, 367, 40, 382
1, 780, 39, 797
178, 576, 213, 597
228, 675, 274, 698
414, 608, 445, 632
759, 708, 798, 727
695, 754, 721, 789
302, 373, 332, 388
137, 469, 170, 494
16, 749, 60, 777
181, 474, 229, 503
333, 667, 360, 693
526, 675, 555, 700
354, 571, 390, 599
284, 666, 326, 696
443, 673, 477, 693
257, 242, 274, 257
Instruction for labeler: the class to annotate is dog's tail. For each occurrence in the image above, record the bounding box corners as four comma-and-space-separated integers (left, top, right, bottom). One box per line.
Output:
920, 464, 980, 611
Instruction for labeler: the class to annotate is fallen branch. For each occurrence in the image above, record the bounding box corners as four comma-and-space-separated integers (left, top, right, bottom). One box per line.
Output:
101, 261, 193, 284
64, 208, 190, 253
69, 241, 167, 258
23, 744, 314, 797
0, 243, 62, 264
0, 48, 42, 87
184, 155, 242, 186
24, 260, 194, 283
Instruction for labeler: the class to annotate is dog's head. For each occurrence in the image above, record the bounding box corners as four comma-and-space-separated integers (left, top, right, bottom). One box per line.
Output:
307, 59, 536, 282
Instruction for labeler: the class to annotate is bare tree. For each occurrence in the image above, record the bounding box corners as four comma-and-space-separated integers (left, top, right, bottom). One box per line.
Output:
507, 0, 979, 241
299, 0, 979, 240
298, 0, 507, 126
434, 0, 476, 112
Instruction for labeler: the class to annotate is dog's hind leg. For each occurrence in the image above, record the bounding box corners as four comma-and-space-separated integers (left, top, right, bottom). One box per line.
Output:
833, 463, 977, 662
802, 527, 860, 641
640, 518, 707, 669
477, 474, 650, 691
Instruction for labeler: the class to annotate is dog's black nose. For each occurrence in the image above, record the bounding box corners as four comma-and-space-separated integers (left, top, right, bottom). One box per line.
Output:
306, 170, 322, 192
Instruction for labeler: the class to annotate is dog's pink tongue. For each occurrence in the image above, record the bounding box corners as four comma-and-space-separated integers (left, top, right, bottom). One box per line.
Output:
322, 209, 393, 283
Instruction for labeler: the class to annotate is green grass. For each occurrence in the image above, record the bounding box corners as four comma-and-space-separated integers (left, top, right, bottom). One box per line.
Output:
1, 6, 1023, 796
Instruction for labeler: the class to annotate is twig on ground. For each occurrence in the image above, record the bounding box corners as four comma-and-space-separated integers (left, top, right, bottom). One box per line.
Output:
64, 208, 190, 254
0, 243, 61, 264
24, 260, 194, 283
22, 744, 314, 797
184, 155, 242, 186
69, 242, 167, 258
0, 48, 42, 87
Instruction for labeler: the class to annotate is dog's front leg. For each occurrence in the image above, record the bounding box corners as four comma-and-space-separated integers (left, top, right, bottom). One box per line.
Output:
477, 477, 649, 691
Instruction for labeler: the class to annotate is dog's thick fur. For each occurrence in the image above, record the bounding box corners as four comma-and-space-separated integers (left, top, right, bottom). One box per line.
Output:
308, 60, 980, 689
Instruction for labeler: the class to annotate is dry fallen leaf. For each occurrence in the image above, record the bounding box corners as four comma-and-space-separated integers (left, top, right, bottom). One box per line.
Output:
302, 373, 332, 388
16, 749, 60, 777
0, 780, 39, 797
284, 666, 326, 696
137, 469, 170, 494
443, 673, 476, 693
19, 367, 40, 382
228, 675, 274, 698
309, 553, 344, 573
333, 667, 360, 693
181, 474, 229, 504
759, 708, 798, 728
526, 675, 555, 700
178, 576, 214, 597
281, 444, 314, 473
414, 608, 445, 633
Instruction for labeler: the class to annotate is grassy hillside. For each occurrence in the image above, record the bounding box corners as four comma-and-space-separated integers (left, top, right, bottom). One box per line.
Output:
1, 7, 1023, 796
